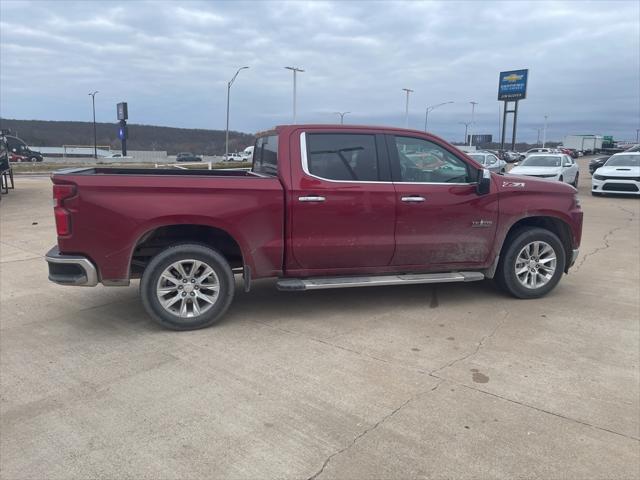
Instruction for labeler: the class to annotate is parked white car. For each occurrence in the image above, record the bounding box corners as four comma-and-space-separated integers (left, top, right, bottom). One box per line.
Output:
592, 152, 640, 196
509, 154, 579, 187
468, 152, 507, 173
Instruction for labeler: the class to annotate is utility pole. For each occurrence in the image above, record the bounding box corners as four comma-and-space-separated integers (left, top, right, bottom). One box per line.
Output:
285, 66, 304, 123
460, 122, 471, 144
424, 101, 454, 132
334, 111, 350, 124
88, 91, 98, 159
225, 66, 249, 161
402, 88, 414, 128
533, 128, 541, 146
542, 114, 548, 147
469, 101, 478, 146
636, 128, 639, 142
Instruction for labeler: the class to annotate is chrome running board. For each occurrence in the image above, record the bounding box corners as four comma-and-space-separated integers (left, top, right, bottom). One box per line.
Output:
277, 272, 485, 291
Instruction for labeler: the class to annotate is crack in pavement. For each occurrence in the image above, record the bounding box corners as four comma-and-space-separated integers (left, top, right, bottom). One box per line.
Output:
574, 205, 637, 273
430, 311, 510, 375
430, 376, 640, 442
306, 379, 444, 480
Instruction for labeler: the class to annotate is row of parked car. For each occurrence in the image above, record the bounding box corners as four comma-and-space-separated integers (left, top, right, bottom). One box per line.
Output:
492, 144, 640, 196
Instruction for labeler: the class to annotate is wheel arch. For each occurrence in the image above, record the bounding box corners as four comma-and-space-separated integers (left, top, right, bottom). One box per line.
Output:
499, 215, 573, 273
129, 220, 248, 279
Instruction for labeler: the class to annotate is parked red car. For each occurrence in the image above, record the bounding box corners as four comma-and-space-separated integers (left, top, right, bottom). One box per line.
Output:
46, 125, 583, 330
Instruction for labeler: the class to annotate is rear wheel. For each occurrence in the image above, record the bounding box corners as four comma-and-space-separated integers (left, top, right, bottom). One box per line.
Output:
140, 244, 235, 330
496, 228, 566, 299
572, 173, 579, 188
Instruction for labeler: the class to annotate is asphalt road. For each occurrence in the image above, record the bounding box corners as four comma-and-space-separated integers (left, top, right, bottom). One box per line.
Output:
1, 159, 638, 479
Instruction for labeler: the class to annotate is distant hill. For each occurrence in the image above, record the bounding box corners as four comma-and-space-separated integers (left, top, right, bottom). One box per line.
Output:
0, 119, 255, 155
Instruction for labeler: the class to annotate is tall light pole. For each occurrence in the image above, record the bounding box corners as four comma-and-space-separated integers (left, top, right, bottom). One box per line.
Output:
402, 88, 414, 128
88, 91, 98, 159
334, 111, 351, 124
424, 101, 454, 132
225, 66, 249, 161
542, 114, 548, 147
469, 101, 478, 146
285, 66, 304, 123
636, 128, 639, 143
459, 122, 471, 144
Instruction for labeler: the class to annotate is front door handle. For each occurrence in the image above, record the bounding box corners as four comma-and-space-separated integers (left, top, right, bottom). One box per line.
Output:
299, 195, 326, 202
401, 195, 425, 203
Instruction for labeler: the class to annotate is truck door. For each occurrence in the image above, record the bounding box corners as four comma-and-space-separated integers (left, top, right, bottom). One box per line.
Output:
388, 134, 499, 268
288, 130, 396, 271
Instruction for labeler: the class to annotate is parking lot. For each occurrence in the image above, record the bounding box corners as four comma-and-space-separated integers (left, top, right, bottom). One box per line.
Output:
1, 158, 638, 479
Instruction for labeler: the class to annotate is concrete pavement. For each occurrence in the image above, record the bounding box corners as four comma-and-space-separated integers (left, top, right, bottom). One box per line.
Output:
1, 160, 638, 479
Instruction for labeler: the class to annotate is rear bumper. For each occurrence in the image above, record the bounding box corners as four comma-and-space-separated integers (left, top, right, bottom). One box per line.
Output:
45, 246, 99, 286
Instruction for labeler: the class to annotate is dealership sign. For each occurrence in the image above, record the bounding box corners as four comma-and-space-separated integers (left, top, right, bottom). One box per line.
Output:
498, 69, 528, 101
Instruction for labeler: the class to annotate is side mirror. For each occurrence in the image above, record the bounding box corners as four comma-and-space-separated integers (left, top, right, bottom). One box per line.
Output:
476, 168, 491, 195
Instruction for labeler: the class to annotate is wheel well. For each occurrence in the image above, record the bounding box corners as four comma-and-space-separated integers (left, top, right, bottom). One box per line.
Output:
130, 225, 243, 277
502, 217, 573, 271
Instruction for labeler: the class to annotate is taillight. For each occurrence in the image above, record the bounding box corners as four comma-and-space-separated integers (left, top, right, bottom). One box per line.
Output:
53, 184, 76, 236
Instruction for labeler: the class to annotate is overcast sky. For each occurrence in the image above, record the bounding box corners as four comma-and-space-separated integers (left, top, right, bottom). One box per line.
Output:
1, 0, 638, 142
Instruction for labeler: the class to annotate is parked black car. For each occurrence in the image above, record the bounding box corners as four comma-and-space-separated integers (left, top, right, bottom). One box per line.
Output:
176, 152, 202, 162
589, 155, 609, 174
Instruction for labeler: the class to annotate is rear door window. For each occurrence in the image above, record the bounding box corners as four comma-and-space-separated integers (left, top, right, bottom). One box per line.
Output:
305, 133, 379, 181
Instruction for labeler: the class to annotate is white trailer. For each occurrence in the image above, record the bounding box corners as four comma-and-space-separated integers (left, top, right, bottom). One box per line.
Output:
563, 135, 603, 154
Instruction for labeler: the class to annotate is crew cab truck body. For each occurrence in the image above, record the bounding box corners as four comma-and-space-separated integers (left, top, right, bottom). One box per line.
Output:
46, 125, 583, 330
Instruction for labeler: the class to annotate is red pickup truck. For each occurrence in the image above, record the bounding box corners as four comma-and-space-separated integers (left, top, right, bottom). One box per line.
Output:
46, 125, 583, 330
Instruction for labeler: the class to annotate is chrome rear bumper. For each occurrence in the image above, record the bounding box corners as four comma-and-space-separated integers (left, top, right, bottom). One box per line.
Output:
45, 246, 98, 286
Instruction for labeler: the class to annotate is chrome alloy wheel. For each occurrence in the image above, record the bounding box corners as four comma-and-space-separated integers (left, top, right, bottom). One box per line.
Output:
156, 259, 220, 318
514, 241, 557, 289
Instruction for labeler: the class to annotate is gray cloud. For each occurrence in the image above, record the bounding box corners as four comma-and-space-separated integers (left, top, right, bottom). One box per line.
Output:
1, 0, 638, 142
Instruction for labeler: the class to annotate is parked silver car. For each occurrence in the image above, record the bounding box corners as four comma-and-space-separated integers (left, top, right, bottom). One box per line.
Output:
468, 152, 507, 173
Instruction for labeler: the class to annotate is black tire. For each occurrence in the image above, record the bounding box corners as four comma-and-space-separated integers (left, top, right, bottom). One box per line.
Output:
559, 176, 563, 183
572, 173, 579, 188
495, 227, 566, 299
30, 157, 37, 162
140, 243, 235, 330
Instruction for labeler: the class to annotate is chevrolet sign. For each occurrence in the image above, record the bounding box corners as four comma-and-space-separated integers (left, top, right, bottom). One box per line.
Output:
498, 69, 529, 100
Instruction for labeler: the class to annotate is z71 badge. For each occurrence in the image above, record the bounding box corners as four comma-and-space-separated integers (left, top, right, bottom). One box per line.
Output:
502, 181, 525, 188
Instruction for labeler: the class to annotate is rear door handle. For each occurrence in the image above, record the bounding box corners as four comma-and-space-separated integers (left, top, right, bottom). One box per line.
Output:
298, 195, 326, 202
401, 195, 426, 203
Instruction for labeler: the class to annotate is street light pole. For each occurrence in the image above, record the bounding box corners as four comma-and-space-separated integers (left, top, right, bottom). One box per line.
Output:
402, 88, 414, 128
469, 101, 478, 146
424, 101, 454, 133
285, 66, 304, 123
334, 111, 351, 124
88, 91, 98, 159
542, 114, 548, 147
225, 66, 249, 161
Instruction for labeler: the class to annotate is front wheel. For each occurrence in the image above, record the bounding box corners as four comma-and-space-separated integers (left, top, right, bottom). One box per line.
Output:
140, 244, 235, 330
496, 228, 566, 299
572, 173, 579, 188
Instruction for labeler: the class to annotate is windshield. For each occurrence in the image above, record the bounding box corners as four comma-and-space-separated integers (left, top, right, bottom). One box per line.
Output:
521, 155, 561, 167
605, 155, 640, 167
468, 154, 486, 164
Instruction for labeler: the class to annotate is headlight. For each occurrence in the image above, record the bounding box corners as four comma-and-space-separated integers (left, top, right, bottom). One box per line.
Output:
593, 174, 606, 181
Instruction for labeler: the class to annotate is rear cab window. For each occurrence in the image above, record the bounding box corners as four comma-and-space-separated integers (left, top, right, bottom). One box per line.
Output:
253, 134, 278, 176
